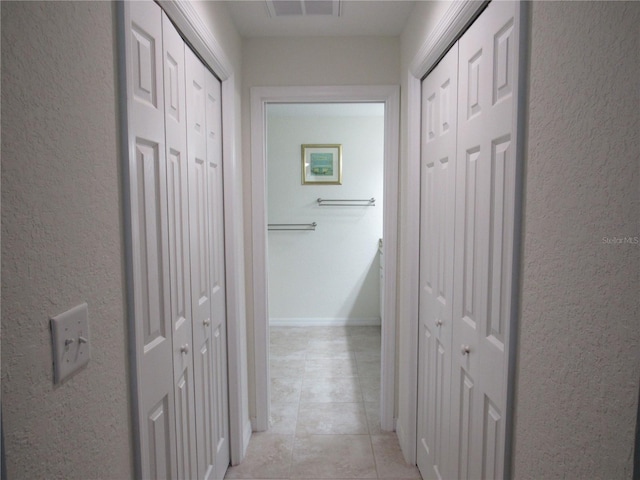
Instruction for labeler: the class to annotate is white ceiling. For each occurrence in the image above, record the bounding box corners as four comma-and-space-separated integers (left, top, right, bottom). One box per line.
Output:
225, 0, 417, 37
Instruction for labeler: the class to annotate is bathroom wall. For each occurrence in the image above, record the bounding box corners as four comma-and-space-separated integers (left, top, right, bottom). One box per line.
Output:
267, 105, 385, 325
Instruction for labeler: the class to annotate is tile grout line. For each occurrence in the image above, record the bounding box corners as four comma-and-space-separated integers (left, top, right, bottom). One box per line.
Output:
267, 327, 383, 480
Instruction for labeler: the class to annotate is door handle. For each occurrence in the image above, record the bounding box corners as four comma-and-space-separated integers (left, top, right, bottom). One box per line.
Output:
435, 319, 443, 327
461, 344, 470, 355
203, 319, 210, 327
180, 344, 189, 354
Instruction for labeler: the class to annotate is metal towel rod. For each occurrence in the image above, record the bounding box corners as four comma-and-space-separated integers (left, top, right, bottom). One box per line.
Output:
268, 222, 317, 231
317, 197, 375, 206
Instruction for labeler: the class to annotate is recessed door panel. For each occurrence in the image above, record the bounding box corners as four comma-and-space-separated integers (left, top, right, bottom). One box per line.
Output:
419, 324, 432, 455
132, 24, 158, 108
456, 370, 474, 480
433, 338, 447, 472
135, 139, 166, 348
467, 50, 482, 120
199, 338, 215, 474
482, 395, 502, 480
147, 396, 172, 480
175, 372, 195, 479
493, 20, 514, 105
487, 136, 512, 350
462, 146, 480, 330
193, 156, 210, 301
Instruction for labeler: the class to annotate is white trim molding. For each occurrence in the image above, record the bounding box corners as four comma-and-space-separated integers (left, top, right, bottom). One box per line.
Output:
156, 0, 250, 466
409, 0, 489, 78
158, 0, 232, 80
250, 85, 401, 433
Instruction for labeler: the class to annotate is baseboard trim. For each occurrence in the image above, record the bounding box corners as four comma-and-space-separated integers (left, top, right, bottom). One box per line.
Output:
269, 317, 381, 327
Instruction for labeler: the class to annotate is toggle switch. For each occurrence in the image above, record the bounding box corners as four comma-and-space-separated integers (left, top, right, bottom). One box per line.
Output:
50, 303, 91, 384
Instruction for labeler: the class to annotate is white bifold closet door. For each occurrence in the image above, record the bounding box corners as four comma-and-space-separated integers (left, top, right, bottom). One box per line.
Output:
124, 3, 177, 478
417, 1, 521, 479
186, 45, 230, 480
417, 42, 458, 480
163, 12, 198, 479
123, 2, 229, 479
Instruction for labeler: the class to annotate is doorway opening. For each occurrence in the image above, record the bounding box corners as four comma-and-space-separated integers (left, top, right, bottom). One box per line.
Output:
266, 101, 385, 435
250, 85, 400, 433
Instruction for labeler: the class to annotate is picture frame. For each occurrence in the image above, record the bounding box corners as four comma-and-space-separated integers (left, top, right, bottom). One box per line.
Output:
301, 144, 342, 185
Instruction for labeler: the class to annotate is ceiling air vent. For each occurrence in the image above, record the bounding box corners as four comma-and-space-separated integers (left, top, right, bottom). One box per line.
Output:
266, 0, 341, 17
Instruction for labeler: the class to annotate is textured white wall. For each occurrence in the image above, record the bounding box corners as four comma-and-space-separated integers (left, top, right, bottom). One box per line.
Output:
1, 2, 133, 478
514, 2, 639, 477
267, 113, 384, 324
242, 36, 400, 421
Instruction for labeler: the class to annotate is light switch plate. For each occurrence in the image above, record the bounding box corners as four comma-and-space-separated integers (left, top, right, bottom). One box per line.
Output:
51, 303, 90, 384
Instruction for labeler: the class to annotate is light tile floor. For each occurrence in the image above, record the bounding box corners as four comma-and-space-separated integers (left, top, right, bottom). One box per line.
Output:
225, 326, 422, 480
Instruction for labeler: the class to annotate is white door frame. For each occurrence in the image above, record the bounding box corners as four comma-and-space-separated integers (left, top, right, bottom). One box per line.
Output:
122, 0, 250, 467
398, 0, 528, 472
250, 85, 400, 432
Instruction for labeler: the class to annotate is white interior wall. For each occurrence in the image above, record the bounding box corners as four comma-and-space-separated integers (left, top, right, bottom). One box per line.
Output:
515, 2, 639, 477
0, 1, 245, 477
242, 35, 400, 422
1, 3, 132, 478
398, 1, 639, 477
267, 111, 384, 325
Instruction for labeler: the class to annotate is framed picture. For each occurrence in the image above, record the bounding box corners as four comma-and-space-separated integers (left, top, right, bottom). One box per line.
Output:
301, 144, 342, 185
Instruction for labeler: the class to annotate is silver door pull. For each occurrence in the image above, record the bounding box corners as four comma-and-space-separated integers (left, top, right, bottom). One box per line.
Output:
461, 345, 470, 355
435, 319, 443, 326
203, 319, 210, 326
180, 344, 189, 354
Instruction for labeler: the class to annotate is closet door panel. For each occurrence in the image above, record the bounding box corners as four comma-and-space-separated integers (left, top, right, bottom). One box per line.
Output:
162, 12, 198, 479
186, 48, 216, 480
417, 43, 458, 480
451, 2, 519, 479
124, 3, 177, 478
205, 71, 230, 480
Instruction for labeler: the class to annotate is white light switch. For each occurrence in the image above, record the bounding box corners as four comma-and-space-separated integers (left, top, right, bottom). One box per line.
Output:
51, 303, 90, 384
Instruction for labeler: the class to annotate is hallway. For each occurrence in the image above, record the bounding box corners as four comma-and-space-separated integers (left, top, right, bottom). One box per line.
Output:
2, 1, 638, 478
225, 326, 420, 479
